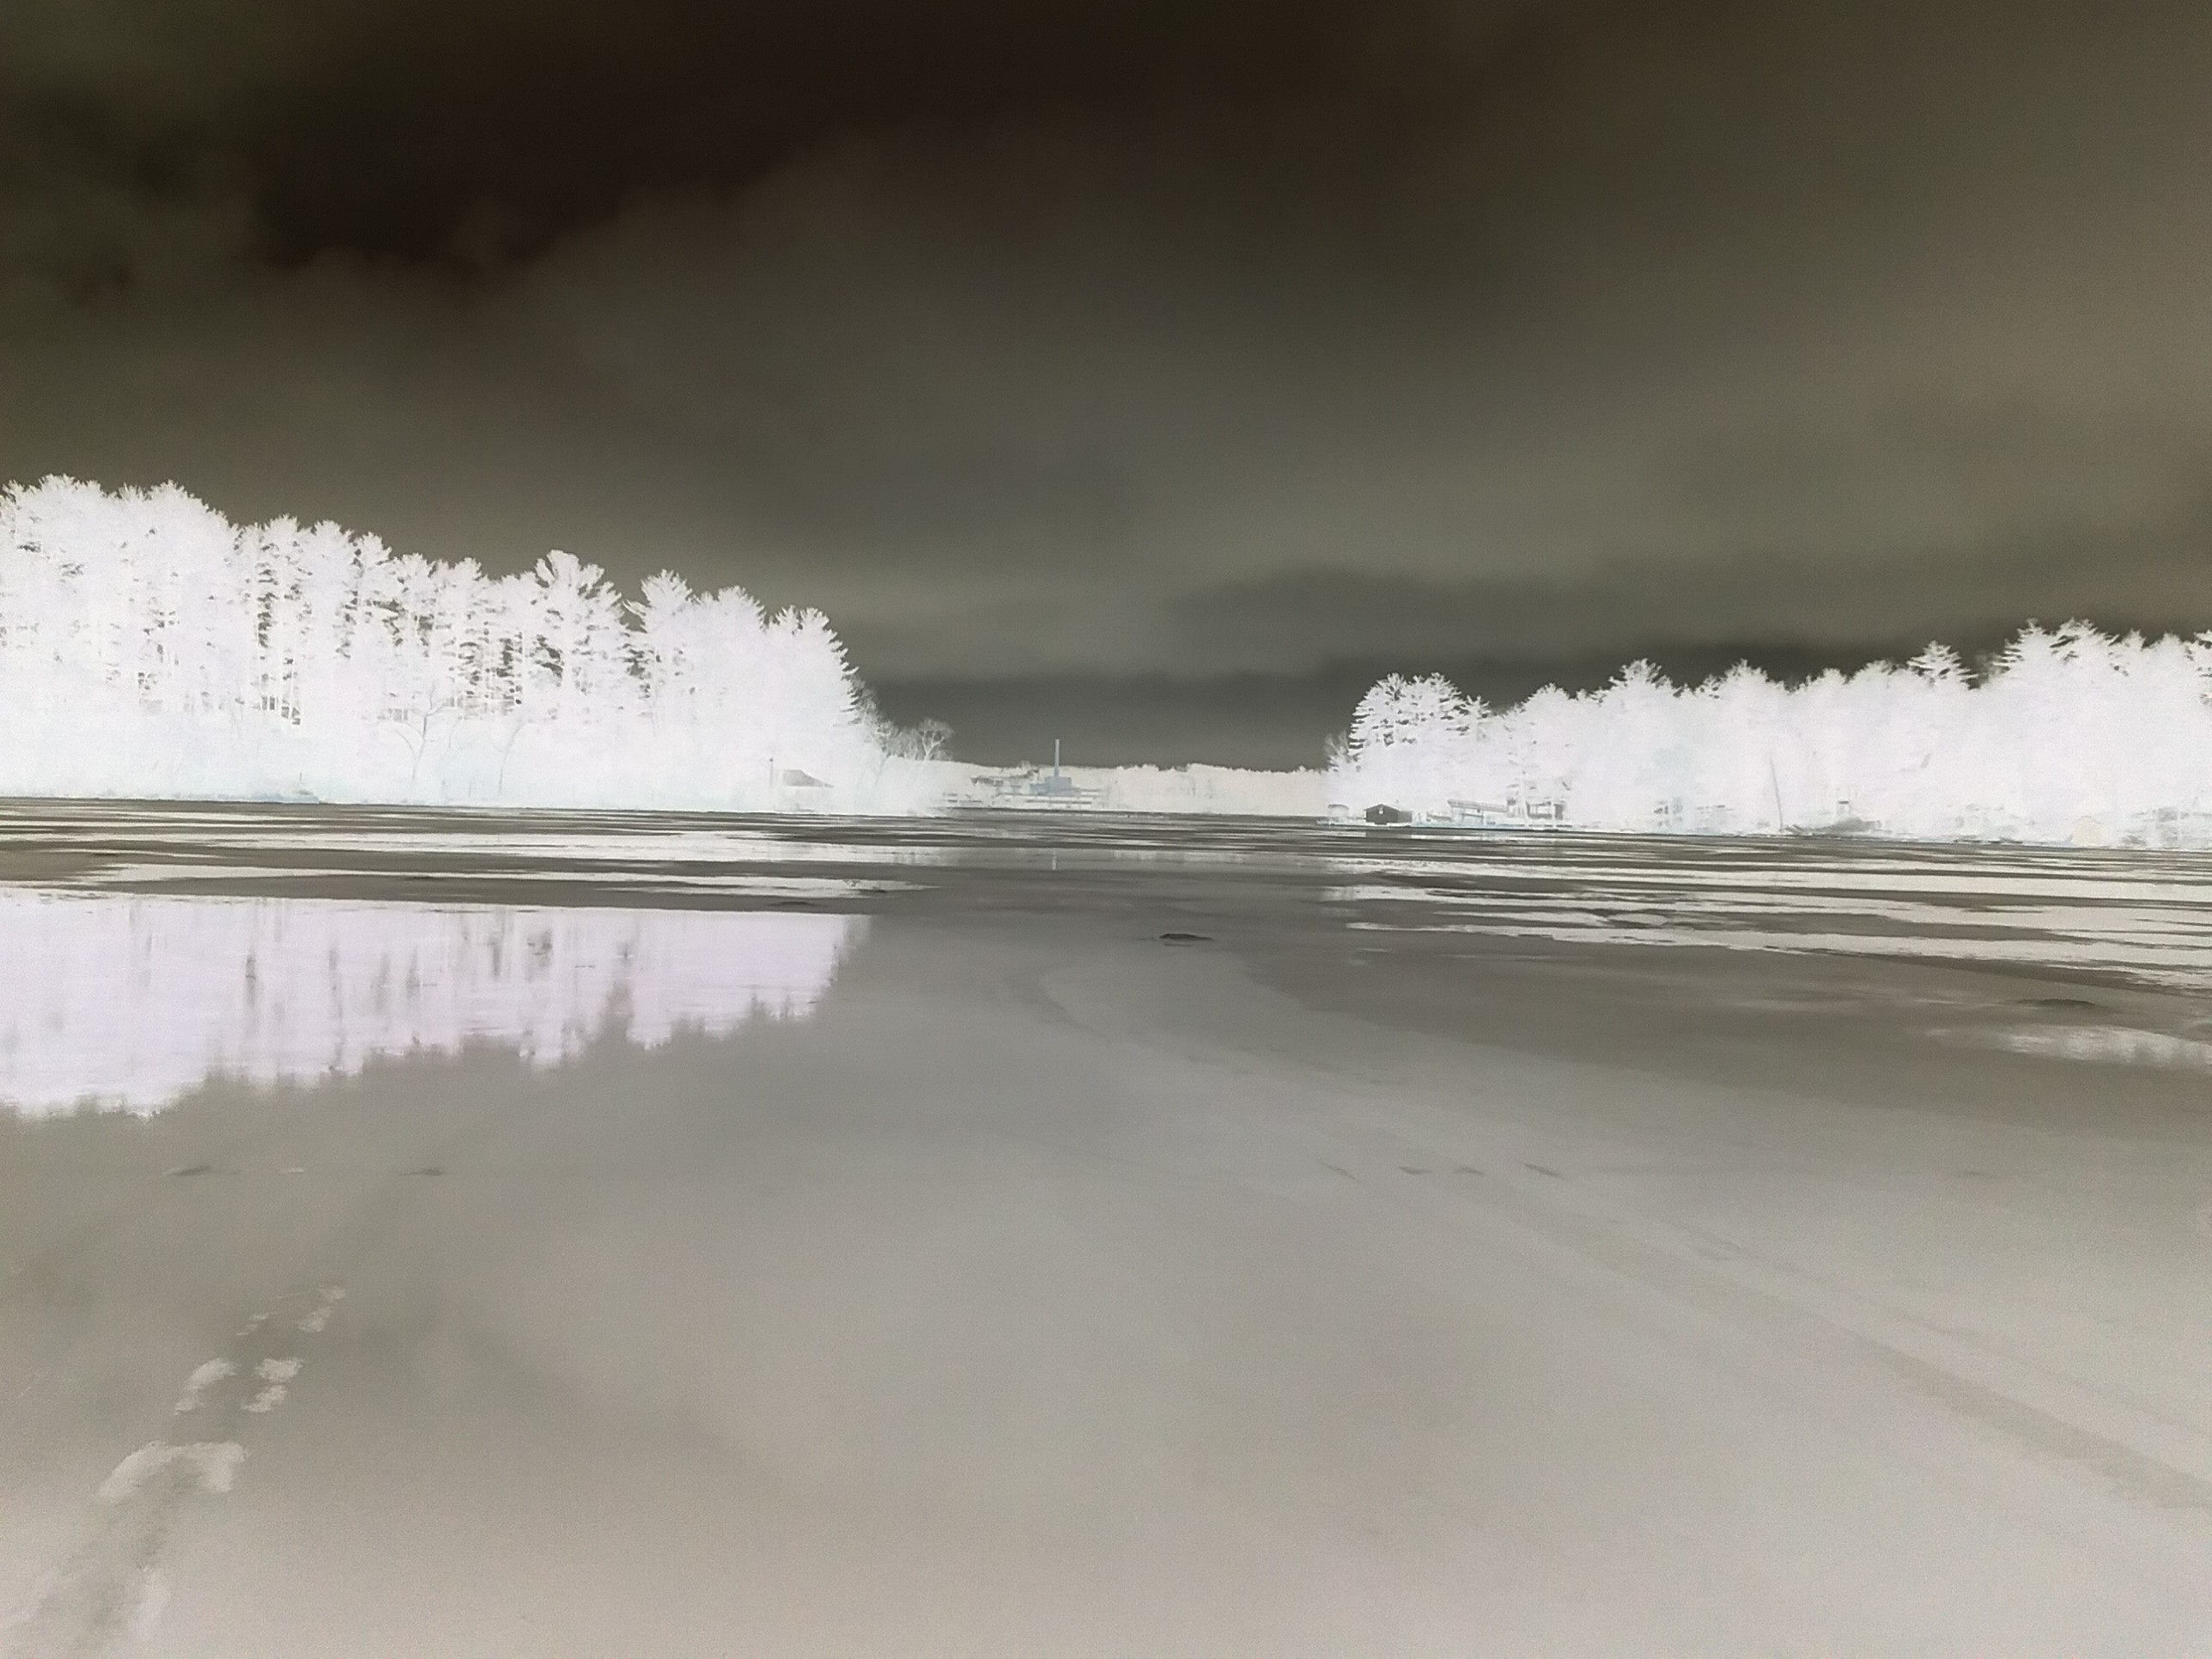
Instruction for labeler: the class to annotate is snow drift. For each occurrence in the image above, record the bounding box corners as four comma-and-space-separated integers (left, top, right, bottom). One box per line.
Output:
1331, 632, 2212, 846
0, 477, 937, 811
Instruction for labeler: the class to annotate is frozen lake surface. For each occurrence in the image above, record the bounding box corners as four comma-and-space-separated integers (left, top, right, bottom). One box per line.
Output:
3, 805, 2210, 1655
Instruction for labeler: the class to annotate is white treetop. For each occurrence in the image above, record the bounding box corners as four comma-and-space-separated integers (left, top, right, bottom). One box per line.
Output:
1333, 623, 2212, 846
0, 477, 933, 810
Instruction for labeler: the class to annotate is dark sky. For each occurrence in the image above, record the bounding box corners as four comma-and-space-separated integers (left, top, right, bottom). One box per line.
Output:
4, 2, 2209, 765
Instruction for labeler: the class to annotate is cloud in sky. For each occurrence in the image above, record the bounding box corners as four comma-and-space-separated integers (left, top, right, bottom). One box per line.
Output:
3, 0, 2210, 761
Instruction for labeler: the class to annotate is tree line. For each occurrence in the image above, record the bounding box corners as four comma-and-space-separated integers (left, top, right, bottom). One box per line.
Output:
0, 477, 938, 808
1332, 627, 2212, 845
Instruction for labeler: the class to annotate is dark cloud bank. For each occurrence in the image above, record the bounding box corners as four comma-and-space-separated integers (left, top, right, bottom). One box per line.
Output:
4, 1, 2209, 764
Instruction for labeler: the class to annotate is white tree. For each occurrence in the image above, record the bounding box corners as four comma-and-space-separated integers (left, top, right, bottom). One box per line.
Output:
1329, 622, 2212, 845
0, 477, 899, 811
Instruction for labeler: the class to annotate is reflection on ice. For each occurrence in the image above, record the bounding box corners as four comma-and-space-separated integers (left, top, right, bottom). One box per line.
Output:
0, 890, 865, 1116
1971, 1024, 2212, 1073
1328, 839, 2212, 992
